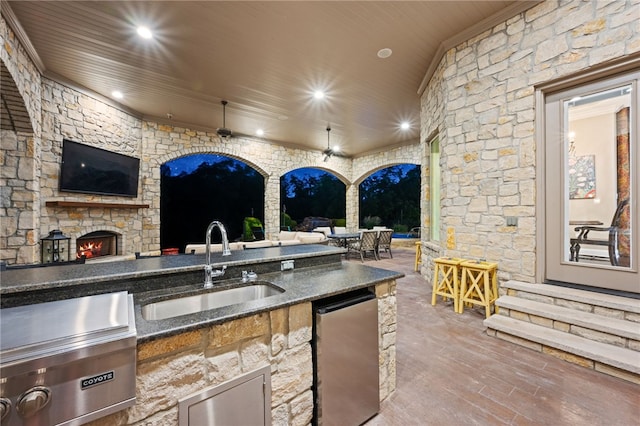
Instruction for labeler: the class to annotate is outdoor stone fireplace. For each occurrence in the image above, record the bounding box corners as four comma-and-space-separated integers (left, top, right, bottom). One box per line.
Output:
76, 231, 118, 260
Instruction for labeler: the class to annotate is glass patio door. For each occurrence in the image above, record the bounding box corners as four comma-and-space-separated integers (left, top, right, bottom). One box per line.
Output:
544, 71, 639, 294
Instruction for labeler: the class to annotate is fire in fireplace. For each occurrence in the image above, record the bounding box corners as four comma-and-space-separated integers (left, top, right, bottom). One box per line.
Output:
76, 231, 117, 259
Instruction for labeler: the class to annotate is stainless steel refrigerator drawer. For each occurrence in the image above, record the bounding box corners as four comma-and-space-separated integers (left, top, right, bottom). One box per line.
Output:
315, 291, 379, 426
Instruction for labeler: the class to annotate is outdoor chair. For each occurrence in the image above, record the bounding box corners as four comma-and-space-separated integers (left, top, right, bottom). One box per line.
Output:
570, 198, 630, 267
377, 229, 394, 259
251, 226, 265, 241
347, 230, 379, 262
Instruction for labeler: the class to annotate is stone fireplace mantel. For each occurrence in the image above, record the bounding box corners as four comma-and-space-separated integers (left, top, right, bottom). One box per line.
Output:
45, 201, 149, 209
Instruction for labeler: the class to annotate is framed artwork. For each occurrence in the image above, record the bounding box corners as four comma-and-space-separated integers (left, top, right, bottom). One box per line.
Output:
568, 155, 596, 199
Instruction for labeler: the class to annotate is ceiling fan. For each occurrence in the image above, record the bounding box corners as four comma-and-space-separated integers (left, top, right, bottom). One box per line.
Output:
323, 125, 340, 162
217, 100, 232, 138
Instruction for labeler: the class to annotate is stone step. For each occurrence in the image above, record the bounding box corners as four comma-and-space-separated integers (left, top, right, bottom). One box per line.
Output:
502, 281, 640, 316
484, 315, 640, 376
497, 295, 640, 342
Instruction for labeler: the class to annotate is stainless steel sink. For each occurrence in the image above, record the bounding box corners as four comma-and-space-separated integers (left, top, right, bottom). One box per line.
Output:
141, 283, 284, 321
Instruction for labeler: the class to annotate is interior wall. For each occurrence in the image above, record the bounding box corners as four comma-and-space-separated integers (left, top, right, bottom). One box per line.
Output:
569, 113, 617, 225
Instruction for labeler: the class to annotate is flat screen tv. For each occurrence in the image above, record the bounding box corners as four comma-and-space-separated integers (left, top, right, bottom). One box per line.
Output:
59, 139, 140, 197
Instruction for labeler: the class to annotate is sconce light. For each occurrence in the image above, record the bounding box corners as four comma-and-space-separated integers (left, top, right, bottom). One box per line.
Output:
41, 230, 71, 263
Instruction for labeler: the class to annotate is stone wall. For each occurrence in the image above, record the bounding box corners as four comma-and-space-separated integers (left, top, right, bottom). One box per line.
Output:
38, 78, 145, 257
1, 15, 42, 264
86, 282, 396, 425
419, 0, 640, 283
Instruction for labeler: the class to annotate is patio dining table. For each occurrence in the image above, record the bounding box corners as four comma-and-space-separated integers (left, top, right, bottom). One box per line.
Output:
327, 232, 361, 248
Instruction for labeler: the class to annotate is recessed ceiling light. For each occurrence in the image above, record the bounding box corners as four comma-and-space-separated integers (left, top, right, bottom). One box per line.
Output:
256, 129, 264, 137
137, 26, 153, 39
112, 90, 123, 99
377, 48, 392, 59
400, 121, 410, 130
314, 90, 325, 100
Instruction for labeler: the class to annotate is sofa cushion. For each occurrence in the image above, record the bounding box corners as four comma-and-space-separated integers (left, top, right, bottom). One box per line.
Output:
242, 240, 274, 249
313, 226, 332, 237
278, 239, 302, 246
295, 232, 326, 243
278, 231, 299, 241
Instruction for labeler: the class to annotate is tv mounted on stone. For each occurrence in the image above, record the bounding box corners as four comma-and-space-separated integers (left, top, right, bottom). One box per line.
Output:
59, 139, 140, 197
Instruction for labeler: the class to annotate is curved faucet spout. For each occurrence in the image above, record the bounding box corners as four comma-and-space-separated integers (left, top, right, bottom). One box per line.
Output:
204, 220, 232, 288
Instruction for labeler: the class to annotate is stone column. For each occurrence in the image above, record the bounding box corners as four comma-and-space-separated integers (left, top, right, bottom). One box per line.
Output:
345, 183, 359, 231
264, 174, 280, 239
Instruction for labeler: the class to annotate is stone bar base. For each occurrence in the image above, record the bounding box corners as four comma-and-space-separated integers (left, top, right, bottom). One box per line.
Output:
86, 281, 397, 425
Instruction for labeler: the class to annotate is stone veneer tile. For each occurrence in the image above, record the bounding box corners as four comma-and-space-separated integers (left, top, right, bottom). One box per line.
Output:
207, 312, 270, 348
542, 346, 594, 369
270, 307, 288, 335
553, 320, 571, 332
593, 305, 625, 320
131, 351, 207, 423
288, 302, 312, 349
595, 363, 640, 386
625, 312, 640, 323
240, 337, 270, 371
289, 389, 314, 426
375, 282, 390, 297
570, 325, 625, 347
510, 310, 530, 322
288, 302, 311, 330
529, 314, 553, 328
272, 404, 289, 426
205, 348, 242, 384
271, 344, 313, 406
137, 329, 203, 361
496, 330, 542, 352
556, 298, 594, 313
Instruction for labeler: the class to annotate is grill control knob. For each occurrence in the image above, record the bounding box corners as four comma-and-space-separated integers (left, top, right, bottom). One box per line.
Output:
0, 397, 11, 422
17, 386, 51, 418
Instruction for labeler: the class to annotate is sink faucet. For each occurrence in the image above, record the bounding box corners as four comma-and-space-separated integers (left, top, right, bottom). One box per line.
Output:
204, 220, 232, 288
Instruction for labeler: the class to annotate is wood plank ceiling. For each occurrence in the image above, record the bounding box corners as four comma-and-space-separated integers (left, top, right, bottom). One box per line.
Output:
4, 1, 536, 156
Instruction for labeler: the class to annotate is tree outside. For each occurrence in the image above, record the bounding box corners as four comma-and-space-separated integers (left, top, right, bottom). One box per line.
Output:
161, 155, 264, 250
280, 169, 346, 229
359, 165, 420, 231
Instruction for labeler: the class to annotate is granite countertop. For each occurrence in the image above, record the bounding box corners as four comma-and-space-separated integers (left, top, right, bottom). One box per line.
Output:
0, 244, 344, 294
134, 260, 402, 342
0, 244, 404, 343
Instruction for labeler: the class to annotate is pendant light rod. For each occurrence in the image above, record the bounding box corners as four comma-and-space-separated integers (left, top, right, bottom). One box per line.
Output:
221, 100, 228, 127
324, 124, 333, 162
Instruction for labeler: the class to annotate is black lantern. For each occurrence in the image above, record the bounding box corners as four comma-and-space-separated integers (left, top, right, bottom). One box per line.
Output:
41, 230, 71, 263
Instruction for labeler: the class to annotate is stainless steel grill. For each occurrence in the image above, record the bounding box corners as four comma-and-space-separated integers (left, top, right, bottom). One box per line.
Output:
0, 291, 137, 425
